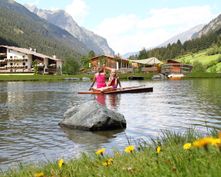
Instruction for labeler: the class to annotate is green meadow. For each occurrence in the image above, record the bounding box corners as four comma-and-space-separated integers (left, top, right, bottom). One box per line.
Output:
177, 49, 221, 73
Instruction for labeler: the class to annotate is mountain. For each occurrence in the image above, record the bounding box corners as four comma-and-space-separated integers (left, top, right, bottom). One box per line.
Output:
26, 5, 114, 55
123, 51, 139, 58
194, 14, 221, 38
0, 0, 89, 59
159, 24, 204, 47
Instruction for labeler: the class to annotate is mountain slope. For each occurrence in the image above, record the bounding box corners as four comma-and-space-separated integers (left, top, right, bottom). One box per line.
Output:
26, 5, 114, 55
0, 0, 89, 58
194, 14, 221, 38
159, 25, 204, 47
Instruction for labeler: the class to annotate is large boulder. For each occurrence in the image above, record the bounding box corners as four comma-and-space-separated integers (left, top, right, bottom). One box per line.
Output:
59, 101, 126, 131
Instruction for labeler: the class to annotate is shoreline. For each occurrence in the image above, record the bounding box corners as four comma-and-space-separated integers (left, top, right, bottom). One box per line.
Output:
0, 72, 220, 82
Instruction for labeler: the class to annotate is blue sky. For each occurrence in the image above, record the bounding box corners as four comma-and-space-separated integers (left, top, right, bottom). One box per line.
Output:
16, 0, 221, 54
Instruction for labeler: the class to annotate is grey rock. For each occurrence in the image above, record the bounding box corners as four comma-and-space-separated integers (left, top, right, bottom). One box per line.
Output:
59, 101, 126, 131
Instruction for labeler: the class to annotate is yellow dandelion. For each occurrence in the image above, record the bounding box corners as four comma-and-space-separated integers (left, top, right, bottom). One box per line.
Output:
102, 158, 113, 167
156, 146, 161, 154
58, 159, 64, 169
124, 145, 135, 153
183, 143, 192, 150
211, 138, 221, 146
34, 172, 44, 177
96, 148, 106, 156
193, 137, 214, 148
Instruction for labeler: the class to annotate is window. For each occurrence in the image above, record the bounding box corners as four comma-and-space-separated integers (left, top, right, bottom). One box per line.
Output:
10, 56, 13, 59
23, 62, 25, 66
10, 63, 13, 65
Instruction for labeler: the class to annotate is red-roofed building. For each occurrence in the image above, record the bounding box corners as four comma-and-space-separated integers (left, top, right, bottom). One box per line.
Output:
161, 59, 192, 75
90, 55, 132, 73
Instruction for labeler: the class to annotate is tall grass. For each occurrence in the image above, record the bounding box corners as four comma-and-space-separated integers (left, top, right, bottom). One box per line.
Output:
1, 130, 221, 177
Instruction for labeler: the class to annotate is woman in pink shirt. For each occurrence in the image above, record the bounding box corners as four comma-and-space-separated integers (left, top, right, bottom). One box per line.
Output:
89, 66, 107, 91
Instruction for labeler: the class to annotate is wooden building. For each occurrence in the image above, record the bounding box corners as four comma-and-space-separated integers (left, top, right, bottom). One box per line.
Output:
161, 59, 192, 75
90, 55, 132, 73
0, 45, 62, 74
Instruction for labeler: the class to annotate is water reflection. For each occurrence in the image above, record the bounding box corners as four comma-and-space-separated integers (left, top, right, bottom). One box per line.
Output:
95, 94, 120, 110
61, 127, 124, 145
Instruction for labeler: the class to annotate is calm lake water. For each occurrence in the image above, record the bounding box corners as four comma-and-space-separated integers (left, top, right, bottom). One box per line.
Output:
0, 79, 221, 170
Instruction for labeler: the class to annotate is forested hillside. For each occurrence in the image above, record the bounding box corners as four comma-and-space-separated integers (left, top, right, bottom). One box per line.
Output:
0, 0, 89, 59
134, 13, 221, 61
135, 32, 220, 60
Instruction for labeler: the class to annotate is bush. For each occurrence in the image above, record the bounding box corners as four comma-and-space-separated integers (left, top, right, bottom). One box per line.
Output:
192, 61, 206, 72
206, 59, 219, 69
62, 58, 80, 75
206, 46, 221, 55
218, 55, 221, 63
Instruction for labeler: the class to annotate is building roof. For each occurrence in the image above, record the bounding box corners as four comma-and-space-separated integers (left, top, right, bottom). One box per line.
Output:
130, 57, 161, 65
91, 55, 129, 62
0, 45, 62, 61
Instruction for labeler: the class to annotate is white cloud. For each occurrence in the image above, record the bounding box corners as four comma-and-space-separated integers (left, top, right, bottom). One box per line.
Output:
94, 5, 216, 55
65, 0, 89, 24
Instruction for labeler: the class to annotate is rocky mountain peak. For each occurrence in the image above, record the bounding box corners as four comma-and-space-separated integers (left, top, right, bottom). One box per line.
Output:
26, 5, 114, 55
194, 14, 221, 38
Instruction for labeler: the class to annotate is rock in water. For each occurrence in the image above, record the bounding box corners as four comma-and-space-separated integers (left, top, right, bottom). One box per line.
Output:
59, 101, 126, 131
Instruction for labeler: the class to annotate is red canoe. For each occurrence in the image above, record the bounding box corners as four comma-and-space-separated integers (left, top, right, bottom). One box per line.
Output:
78, 87, 153, 94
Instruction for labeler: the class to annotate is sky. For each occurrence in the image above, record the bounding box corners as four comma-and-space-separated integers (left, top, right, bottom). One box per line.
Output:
16, 0, 221, 55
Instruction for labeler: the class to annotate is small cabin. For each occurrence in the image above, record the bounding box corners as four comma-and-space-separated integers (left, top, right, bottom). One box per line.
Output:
161, 59, 192, 75
90, 55, 132, 73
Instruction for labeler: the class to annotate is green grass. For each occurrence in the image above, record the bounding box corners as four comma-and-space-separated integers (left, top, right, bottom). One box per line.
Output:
119, 73, 153, 80
0, 73, 153, 81
1, 130, 221, 177
0, 74, 93, 81
185, 72, 221, 78
177, 50, 220, 65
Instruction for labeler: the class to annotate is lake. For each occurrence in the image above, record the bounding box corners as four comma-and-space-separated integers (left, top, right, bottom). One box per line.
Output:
0, 79, 221, 170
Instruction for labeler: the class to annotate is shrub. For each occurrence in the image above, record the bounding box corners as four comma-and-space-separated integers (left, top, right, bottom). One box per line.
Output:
192, 61, 206, 72
62, 58, 80, 75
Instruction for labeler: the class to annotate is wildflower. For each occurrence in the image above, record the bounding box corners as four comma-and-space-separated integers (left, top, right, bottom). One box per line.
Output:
156, 146, 161, 154
183, 143, 192, 150
58, 159, 64, 169
96, 148, 106, 156
193, 137, 214, 148
124, 145, 135, 153
34, 172, 44, 177
102, 158, 113, 167
211, 138, 221, 146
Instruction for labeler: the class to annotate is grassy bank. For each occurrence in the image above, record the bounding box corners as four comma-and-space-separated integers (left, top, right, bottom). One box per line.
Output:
0, 74, 93, 81
1, 130, 221, 177
185, 72, 221, 78
0, 73, 153, 82
119, 73, 153, 80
